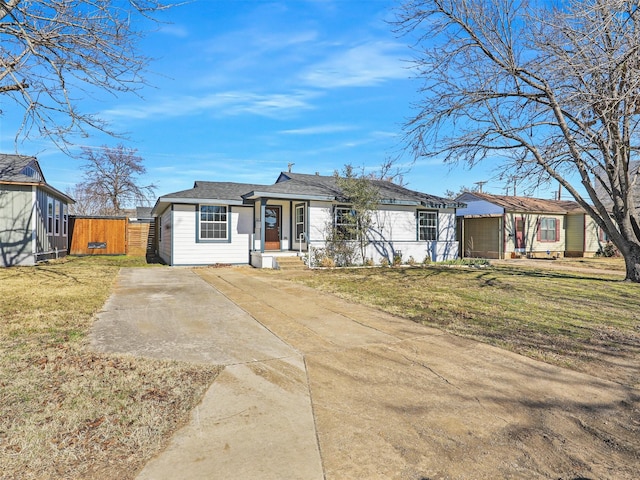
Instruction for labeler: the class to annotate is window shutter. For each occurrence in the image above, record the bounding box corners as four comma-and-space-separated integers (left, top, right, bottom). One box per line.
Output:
555, 218, 560, 242
536, 219, 541, 241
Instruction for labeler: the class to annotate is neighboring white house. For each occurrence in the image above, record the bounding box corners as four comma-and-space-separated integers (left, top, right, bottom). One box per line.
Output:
0, 154, 75, 266
151, 172, 463, 268
456, 192, 604, 259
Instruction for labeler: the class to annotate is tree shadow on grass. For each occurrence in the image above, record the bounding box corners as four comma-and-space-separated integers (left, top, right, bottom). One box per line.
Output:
491, 264, 624, 282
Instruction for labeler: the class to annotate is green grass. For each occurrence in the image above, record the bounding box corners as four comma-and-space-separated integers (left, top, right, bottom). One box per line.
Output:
295, 262, 640, 386
0, 256, 220, 480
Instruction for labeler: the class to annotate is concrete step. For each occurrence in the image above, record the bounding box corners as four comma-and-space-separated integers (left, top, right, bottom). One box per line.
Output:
275, 256, 308, 270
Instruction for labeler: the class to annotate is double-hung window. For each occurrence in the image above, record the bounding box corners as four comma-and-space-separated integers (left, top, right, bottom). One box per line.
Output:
538, 217, 558, 242
295, 204, 306, 242
200, 205, 228, 240
54, 201, 61, 235
47, 198, 54, 234
62, 204, 68, 236
335, 206, 356, 239
418, 211, 438, 241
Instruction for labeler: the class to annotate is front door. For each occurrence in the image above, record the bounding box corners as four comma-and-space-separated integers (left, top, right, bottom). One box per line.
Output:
264, 206, 281, 250
515, 217, 526, 251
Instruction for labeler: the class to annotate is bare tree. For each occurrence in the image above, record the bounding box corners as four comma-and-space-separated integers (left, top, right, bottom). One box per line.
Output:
395, 0, 640, 281
1, 0, 171, 149
66, 183, 111, 216
76, 144, 156, 215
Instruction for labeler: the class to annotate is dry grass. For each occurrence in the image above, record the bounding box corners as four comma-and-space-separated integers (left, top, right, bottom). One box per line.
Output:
0, 256, 220, 480
293, 259, 640, 388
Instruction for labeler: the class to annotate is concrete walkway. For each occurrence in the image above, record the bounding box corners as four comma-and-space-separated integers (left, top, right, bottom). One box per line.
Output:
91, 267, 639, 480
91, 269, 323, 480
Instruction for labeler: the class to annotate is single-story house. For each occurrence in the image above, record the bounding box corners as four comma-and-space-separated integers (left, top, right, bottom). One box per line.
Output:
456, 191, 604, 259
151, 172, 463, 268
0, 154, 74, 266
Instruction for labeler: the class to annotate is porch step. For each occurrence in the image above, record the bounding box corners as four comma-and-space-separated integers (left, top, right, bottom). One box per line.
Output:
275, 256, 308, 271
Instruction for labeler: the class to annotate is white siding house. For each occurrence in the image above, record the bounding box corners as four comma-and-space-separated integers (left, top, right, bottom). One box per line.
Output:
152, 172, 463, 267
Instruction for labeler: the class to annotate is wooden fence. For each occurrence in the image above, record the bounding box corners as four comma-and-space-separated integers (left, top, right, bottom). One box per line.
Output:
69, 216, 127, 255
68, 216, 155, 256
126, 222, 151, 256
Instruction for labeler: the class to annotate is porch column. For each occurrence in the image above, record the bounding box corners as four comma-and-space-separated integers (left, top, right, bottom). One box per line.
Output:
260, 199, 267, 253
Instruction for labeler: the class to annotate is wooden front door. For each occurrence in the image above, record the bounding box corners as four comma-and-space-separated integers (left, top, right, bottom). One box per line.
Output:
264, 206, 281, 250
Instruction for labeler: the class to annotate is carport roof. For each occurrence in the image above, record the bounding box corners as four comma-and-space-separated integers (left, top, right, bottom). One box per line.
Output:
458, 191, 584, 214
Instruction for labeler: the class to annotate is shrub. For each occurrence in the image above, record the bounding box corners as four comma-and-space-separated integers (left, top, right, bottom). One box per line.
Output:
596, 241, 619, 258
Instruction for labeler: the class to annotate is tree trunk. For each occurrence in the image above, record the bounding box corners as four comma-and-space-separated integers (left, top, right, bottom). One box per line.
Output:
622, 243, 640, 282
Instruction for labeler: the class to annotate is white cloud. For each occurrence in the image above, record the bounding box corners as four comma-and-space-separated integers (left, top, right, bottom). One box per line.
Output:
300, 41, 409, 88
102, 90, 320, 121
279, 124, 356, 135
158, 24, 189, 38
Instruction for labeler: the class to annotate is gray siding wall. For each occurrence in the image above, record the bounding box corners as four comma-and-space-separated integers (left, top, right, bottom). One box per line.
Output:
0, 184, 71, 266
35, 187, 69, 262
0, 184, 34, 266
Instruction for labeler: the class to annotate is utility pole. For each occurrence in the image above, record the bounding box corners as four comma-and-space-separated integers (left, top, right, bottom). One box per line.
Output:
474, 180, 487, 193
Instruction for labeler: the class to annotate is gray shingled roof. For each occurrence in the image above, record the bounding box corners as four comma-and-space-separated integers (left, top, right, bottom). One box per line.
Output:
161, 181, 271, 203
0, 154, 42, 183
276, 172, 458, 207
153, 172, 462, 215
0, 153, 74, 203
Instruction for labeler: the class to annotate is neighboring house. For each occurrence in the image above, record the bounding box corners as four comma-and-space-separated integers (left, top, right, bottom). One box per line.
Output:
456, 192, 603, 259
0, 154, 74, 266
151, 172, 462, 268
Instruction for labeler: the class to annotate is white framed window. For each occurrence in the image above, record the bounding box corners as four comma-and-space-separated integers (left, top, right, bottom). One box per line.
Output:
199, 205, 228, 240
538, 217, 558, 242
62, 204, 68, 236
335, 205, 356, 239
418, 211, 438, 241
47, 198, 54, 234
295, 204, 305, 242
54, 200, 61, 235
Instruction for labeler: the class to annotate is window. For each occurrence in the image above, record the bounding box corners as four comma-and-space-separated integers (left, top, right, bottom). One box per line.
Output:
62, 204, 68, 236
47, 198, 54, 234
335, 206, 356, 239
538, 217, 558, 242
295, 204, 306, 241
418, 211, 438, 241
598, 227, 609, 242
54, 201, 61, 235
200, 205, 228, 240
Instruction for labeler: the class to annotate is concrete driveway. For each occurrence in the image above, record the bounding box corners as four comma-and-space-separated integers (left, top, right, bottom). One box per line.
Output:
91, 267, 639, 480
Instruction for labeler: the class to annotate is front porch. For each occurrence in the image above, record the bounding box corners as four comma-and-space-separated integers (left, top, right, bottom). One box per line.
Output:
250, 250, 308, 269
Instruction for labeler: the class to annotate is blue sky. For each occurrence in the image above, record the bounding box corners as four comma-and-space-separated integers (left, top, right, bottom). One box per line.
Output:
1, 0, 552, 202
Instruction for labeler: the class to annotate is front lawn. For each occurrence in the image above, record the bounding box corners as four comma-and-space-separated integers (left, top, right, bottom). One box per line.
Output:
295, 262, 640, 387
0, 256, 220, 480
